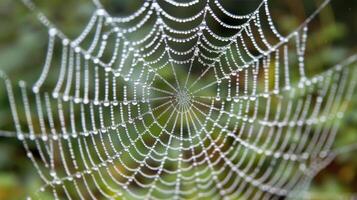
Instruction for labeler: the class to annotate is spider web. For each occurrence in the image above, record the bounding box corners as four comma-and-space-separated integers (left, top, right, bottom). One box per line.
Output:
0, 0, 356, 199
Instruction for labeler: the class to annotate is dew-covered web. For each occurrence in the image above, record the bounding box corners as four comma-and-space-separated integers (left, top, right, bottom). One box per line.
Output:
0, 0, 357, 199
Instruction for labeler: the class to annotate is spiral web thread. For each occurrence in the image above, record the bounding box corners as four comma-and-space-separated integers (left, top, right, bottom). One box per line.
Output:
0, 0, 357, 199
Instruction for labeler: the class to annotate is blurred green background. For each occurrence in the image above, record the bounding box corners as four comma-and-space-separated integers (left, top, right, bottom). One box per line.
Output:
0, 0, 356, 199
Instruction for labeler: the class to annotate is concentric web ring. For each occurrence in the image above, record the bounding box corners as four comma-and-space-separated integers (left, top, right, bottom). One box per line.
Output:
0, 0, 356, 199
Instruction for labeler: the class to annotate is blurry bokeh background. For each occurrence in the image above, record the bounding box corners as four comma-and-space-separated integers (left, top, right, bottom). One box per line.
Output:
0, 0, 356, 199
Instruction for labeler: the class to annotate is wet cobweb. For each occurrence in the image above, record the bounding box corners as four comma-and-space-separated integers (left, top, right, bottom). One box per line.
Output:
0, 0, 356, 199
